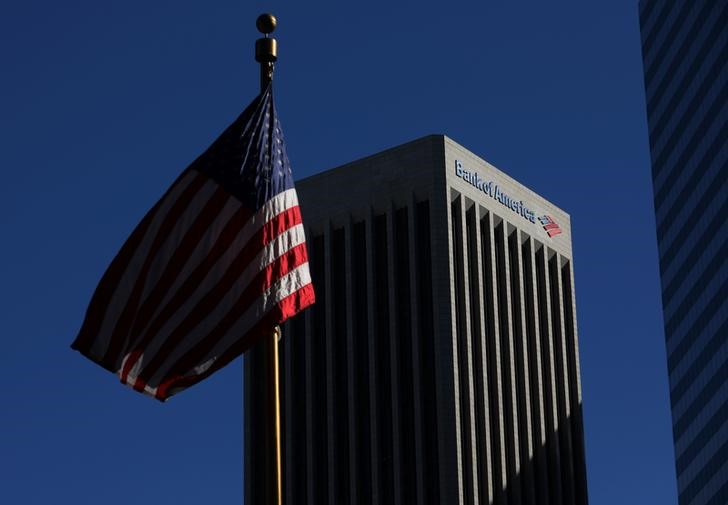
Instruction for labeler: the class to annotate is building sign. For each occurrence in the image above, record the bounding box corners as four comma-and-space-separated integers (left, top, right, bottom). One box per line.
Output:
455, 160, 561, 238
538, 215, 562, 237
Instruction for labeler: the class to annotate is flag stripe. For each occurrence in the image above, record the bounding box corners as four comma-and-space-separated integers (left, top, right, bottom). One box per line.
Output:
103, 184, 230, 368
132, 246, 310, 392
128, 225, 308, 387
141, 244, 311, 390
146, 220, 304, 380
153, 307, 281, 399
131, 203, 253, 350
117, 206, 255, 381
117, 207, 304, 384
144, 265, 314, 399
155, 282, 315, 399
95, 176, 220, 367
236, 188, 299, 246
121, 191, 239, 354
72, 170, 200, 359
89, 173, 212, 362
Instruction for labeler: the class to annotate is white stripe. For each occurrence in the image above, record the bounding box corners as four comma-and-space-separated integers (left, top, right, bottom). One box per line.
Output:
133, 222, 305, 371
136, 192, 236, 305
238, 189, 299, 246
121, 352, 145, 386
122, 222, 307, 384
190, 264, 313, 375
125, 179, 219, 307
86, 171, 199, 359
138, 189, 300, 336
257, 222, 307, 272
135, 263, 313, 394
133, 195, 242, 339
92, 176, 219, 362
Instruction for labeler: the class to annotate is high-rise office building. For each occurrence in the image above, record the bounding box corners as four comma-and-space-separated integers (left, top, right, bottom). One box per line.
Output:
638, 1, 727, 504
245, 135, 589, 504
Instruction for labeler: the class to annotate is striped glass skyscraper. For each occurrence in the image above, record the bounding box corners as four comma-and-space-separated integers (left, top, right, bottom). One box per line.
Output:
638, 1, 727, 504
245, 135, 589, 504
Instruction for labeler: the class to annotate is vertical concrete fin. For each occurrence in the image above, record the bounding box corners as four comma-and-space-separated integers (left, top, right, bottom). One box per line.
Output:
365, 209, 381, 505
473, 204, 495, 504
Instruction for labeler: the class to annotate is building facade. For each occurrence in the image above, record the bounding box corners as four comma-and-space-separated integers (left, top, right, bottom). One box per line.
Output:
245, 135, 588, 504
638, 1, 727, 504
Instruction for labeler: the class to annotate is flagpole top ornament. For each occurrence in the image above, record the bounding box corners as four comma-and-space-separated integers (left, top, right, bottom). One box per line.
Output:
256, 14, 277, 35
255, 13, 277, 89
255, 13, 277, 66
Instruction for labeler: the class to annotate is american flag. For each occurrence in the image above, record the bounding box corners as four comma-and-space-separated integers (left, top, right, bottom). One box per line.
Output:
71, 84, 315, 401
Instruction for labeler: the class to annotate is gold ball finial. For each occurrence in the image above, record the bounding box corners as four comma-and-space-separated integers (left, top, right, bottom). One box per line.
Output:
256, 13, 277, 35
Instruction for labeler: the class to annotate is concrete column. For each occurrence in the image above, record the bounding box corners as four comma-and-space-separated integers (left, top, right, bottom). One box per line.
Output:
457, 195, 481, 504
407, 193, 426, 505
473, 204, 495, 504
386, 203, 403, 505
483, 212, 508, 503
304, 250, 316, 505
323, 224, 336, 505
344, 219, 358, 504
446, 189, 466, 505
498, 222, 522, 505
524, 237, 550, 504
553, 253, 576, 505
513, 229, 537, 504
540, 247, 563, 504
365, 207, 381, 505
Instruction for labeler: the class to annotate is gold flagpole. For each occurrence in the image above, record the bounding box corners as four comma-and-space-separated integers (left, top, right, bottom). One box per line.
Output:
255, 13, 282, 505
272, 325, 283, 505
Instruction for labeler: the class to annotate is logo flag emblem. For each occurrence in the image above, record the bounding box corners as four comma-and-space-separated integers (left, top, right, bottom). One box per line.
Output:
538, 215, 562, 237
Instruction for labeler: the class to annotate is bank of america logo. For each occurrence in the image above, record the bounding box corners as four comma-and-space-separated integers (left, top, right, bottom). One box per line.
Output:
538, 215, 562, 238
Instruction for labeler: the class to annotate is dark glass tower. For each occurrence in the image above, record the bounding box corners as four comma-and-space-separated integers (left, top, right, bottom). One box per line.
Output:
638, 1, 727, 504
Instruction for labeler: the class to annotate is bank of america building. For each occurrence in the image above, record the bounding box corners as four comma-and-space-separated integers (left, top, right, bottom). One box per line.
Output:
245, 135, 588, 504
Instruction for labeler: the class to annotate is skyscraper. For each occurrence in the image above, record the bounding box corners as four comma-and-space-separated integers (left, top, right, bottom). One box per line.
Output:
245, 135, 589, 504
638, 1, 727, 504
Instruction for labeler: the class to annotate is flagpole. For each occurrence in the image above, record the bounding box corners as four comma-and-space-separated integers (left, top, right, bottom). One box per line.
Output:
272, 325, 283, 505
254, 13, 282, 505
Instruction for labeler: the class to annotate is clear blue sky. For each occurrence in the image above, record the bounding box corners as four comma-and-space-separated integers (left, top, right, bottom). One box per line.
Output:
1, 1, 676, 503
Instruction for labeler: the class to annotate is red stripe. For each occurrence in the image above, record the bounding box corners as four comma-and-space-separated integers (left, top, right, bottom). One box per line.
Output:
134, 242, 310, 389
109, 186, 232, 370
99, 175, 219, 370
277, 277, 316, 320
151, 309, 282, 400
121, 192, 237, 352
116, 206, 250, 382
121, 207, 303, 384
71, 170, 197, 360
119, 349, 143, 387
153, 282, 315, 401
132, 242, 310, 390
547, 229, 562, 237
72, 213, 157, 360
